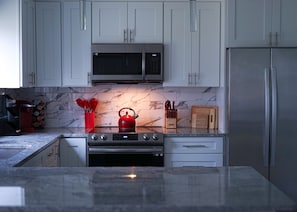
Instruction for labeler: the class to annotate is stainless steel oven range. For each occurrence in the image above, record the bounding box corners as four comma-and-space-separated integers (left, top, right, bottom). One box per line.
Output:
87, 130, 164, 167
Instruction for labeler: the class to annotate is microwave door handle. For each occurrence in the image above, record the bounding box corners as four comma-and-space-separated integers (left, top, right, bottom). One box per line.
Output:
142, 52, 145, 80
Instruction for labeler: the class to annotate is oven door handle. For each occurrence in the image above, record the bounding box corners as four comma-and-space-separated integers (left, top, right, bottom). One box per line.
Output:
88, 147, 163, 154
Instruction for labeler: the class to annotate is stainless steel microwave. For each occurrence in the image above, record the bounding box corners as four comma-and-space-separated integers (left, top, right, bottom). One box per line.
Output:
91, 44, 163, 84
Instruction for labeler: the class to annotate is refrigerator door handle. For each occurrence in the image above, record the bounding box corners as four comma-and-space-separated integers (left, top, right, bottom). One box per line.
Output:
270, 67, 278, 166
264, 67, 271, 167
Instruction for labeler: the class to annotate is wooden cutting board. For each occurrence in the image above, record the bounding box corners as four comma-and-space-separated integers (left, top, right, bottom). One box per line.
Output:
191, 105, 218, 129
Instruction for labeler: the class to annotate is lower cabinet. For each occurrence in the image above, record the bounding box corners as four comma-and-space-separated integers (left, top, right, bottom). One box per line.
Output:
165, 137, 223, 167
59, 137, 87, 167
21, 139, 59, 167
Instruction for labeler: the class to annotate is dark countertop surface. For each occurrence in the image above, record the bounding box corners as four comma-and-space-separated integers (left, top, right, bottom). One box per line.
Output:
0, 166, 295, 212
0, 127, 224, 167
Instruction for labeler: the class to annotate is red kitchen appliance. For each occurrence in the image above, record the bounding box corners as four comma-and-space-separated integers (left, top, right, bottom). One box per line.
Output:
118, 107, 138, 132
18, 101, 35, 132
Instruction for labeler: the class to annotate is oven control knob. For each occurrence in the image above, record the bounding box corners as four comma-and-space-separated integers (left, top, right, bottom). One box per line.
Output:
91, 134, 98, 141
143, 134, 150, 141
99, 134, 107, 141
152, 134, 159, 141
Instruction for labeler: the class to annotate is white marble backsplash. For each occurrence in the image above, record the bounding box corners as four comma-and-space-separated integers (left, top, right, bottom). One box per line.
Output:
2, 85, 218, 128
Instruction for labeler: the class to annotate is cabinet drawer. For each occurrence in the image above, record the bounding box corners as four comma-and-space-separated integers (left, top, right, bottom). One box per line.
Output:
165, 137, 223, 154
165, 153, 223, 167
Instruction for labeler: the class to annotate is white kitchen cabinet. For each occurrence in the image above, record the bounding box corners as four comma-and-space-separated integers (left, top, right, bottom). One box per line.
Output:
163, 1, 221, 87
22, 0, 36, 87
227, 0, 297, 47
35, 1, 91, 87
21, 140, 59, 167
59, 138, 87, 167
0, 0, 35, 88
35, 1, 62, 87
92, 2, 163, 43
164, 137, 223, 167
62, 1, 91, 87
21, 152, 42, 167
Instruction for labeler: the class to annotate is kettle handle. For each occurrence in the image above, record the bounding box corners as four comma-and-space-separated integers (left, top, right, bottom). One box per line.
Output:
119, 107, 139, 119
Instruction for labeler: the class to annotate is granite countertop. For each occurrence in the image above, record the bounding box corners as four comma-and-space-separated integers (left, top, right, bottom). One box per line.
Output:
0, 127, 225, 167
0, 128, 87, 167
0, 166, 295, 212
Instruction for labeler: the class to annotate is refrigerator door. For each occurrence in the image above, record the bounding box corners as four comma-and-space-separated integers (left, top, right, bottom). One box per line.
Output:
270, 48, 297, 202
227, 48, 271, 178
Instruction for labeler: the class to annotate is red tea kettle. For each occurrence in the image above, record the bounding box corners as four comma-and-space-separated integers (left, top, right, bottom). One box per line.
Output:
118, 107, 139, 132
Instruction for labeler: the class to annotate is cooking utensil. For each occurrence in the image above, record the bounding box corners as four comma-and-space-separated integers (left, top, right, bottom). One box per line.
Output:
89, 98, 98, 111
165, 100, 171, 110
76, 98, 98, 112
76, 98, 85, 109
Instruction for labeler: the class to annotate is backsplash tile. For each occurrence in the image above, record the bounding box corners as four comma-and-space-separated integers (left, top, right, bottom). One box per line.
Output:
1, 85, 217, 128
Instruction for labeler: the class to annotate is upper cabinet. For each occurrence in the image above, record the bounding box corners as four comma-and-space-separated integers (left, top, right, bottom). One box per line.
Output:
62, 1, 91, 87
35, 0, 91, 87
36, 2, 62, 87
0, 0, 35, 88
22, 0, 36, 87
227, 0, 297, 47
163, 1, 222, 87
92, 2, 163, 43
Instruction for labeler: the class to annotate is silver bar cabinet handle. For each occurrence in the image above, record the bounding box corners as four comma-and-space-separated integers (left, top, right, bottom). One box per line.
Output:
30, 72, 35, 86
270, 67, 278, 166
79, 0, 86, 31
129, 29, 134, 42
263, 67, 271, 167
141, 51, 145, 80
87, 72, 91, 85
182, 144, 208, 148
269, 32, 273, 46
123, 29, 128, 42
188, 73, 192, 85
275, 32, 278, 46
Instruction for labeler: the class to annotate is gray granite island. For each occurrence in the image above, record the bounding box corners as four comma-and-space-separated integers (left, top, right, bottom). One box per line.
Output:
0, 166, 296, 212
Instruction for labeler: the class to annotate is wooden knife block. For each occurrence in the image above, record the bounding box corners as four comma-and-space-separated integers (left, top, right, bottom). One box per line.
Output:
165, 109, 177, 129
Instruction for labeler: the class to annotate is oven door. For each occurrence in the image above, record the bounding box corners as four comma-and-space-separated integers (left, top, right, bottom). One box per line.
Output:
88, 146, 164, 167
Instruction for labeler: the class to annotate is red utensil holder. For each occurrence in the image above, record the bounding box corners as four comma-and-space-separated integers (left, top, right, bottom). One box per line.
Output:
85, 112, 94, 132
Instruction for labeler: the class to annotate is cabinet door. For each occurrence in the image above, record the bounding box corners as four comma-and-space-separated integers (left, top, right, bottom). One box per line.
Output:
21, 153, 42, 167
163, 2, 221, 87
36, 2, 62, 86
21, 140, 59, 167
192, 2, 220, 87
59, 138, 87, 167
0, 0, 21, 88
227, 0, 272, 47
62, 1, 91, 86
22, 0, 36, 87
92, 2, 127, 43
272, 0, 297, 46
128, 2, 163, 43
163, 2, 191, 87
42, 140, 59, 167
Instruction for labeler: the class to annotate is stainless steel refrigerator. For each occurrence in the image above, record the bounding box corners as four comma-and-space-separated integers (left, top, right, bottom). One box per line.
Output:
227, 48, 297, 203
